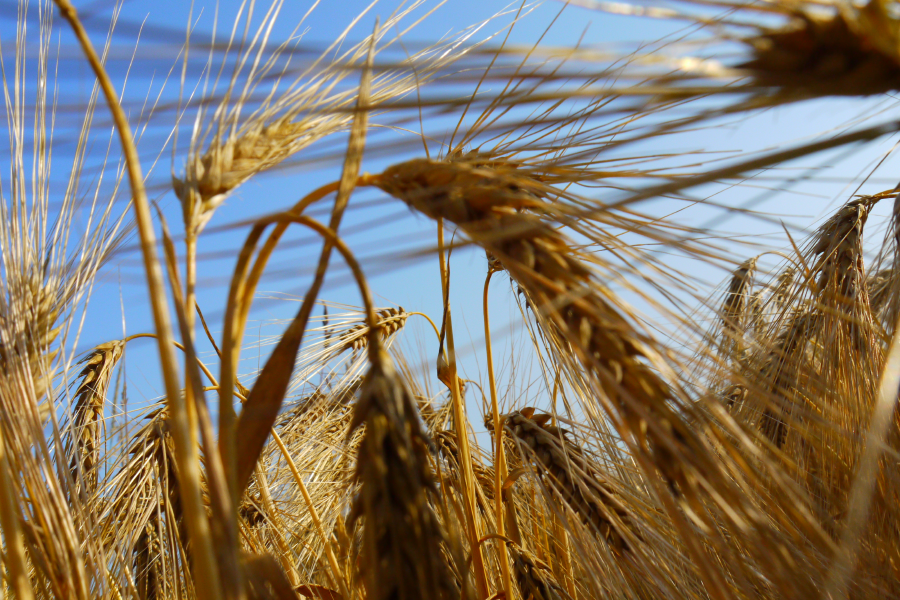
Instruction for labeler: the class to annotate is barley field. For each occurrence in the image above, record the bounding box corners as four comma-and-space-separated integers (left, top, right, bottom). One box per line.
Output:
2, 0, 900, 598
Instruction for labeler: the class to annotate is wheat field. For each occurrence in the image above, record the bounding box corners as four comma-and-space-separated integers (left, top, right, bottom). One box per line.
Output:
3, 0, 900, 598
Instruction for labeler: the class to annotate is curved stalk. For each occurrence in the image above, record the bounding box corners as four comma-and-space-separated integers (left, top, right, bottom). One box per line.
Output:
52, 3, 221, 597
230, 213, 377, 498
483, 268, 513, 600
409, 311, 443, 342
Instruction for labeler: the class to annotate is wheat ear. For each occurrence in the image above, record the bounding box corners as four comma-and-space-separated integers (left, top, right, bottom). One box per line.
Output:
0, 283, 62, 407
376, 159, 704, 496
339, 307, 409, 353
503, 408, 635, 554
738, 2, 900, 99
510, 543, 574, 600
720, 257, 757, 361
68, 341, 124, 496
375, 157, 813, 598
348, 348, 455, 600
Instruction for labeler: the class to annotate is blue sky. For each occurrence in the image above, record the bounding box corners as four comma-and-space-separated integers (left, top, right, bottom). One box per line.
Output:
5, 0, 900, 436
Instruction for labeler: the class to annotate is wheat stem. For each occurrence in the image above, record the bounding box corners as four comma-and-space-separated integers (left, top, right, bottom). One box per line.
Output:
0, 425, 33, 600
51, 2, 221, 598
437, 219, 489, 599
483, 268, 513, 600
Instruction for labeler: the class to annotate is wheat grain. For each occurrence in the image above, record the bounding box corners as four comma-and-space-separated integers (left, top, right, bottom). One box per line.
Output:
133, 519, 163, 600
772, 267, 797, 311
757, 310, 819, 448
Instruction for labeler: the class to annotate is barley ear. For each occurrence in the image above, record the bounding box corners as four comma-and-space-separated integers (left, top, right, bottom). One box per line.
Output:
68, 340, 125, 497
510, 543, 574, 600
348, 349, 455, 600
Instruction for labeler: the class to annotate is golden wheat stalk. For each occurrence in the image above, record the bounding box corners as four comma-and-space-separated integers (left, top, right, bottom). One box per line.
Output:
584, 0, 900, 115
757, 309, 819, 448
52, 3, 225, 596
133, 518, 163, 600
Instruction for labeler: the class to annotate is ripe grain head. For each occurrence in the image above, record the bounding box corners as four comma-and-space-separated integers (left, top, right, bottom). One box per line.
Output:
348, 349, 455, 600
67, 340, 125, 497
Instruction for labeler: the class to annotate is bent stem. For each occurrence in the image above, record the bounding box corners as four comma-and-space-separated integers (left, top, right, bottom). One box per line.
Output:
239, 174, 381, 334
409, 311, 443, 342
229, 213, 378, 498
52, 2, 221, 598
483, 268, 513, 600
217, 176, 380, 448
